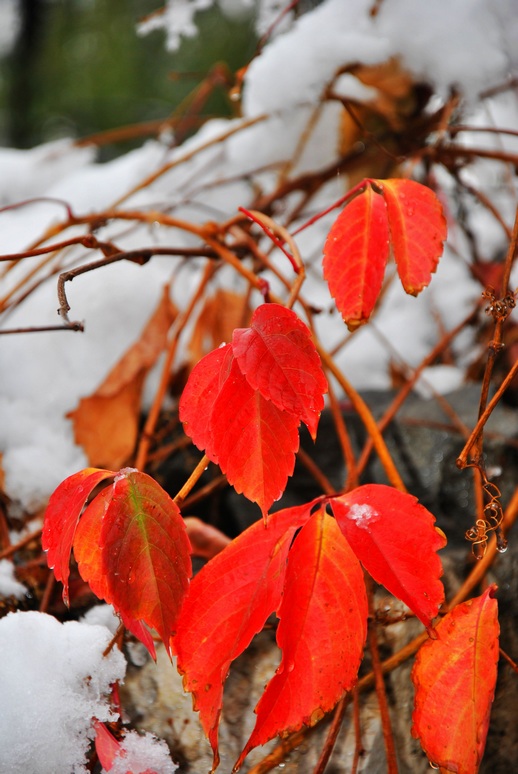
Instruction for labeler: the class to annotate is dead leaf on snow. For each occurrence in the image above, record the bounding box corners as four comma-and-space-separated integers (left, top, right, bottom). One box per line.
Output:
68, 286, 177, 469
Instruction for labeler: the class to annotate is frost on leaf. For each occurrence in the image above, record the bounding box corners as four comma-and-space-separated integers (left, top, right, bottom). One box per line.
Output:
331, 484, 446, 629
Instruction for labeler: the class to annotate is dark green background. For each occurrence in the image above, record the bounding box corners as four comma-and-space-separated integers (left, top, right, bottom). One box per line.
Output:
0, 0, 256, 157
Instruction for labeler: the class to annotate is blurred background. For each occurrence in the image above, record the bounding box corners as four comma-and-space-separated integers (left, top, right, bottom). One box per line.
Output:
0, 0, 257, 158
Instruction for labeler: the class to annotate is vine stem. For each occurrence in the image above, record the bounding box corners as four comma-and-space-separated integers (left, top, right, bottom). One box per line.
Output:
318, 346, 406, 492
133, 261, 215, 471
173, 455, 210, 507
457, 204, 518, 469
366, 577, 399, 774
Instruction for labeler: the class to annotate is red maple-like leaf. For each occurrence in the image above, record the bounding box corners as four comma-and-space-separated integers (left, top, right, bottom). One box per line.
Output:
322, 178, 447, 330
209, 357, 300, 518
380, 178, 447, 295
44, 467, 192, 659
178, 343, 234, 462
174, 500, 317, 769
73, 483, 158, 659
331, 484, 446, 629
180, 307, 327, 517
232, 304, 327, 439
411, 585, 500, 773
42, 467, 115, 605
323, 185, 389, 331
235, 508, 368, 769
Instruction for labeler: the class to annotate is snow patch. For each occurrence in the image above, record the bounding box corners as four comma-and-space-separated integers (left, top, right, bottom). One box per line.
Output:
0, 559, 27, 600
0, 611, 126, 774
348, 503, 379, 529
104, 730, 178, 774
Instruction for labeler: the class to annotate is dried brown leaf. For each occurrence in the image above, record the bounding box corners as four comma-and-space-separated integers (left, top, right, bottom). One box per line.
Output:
68, 286, 177, 468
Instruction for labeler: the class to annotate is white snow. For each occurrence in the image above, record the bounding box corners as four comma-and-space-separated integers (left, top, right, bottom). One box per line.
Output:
103, 730, 178, 774
0, 558, 27, 600
347, 503, 380, 529
0, 2, 517, 769
0, 612, 126, 774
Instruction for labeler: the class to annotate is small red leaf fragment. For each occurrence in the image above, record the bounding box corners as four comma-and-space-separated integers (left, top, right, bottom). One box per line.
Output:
236, 509, 368, 768
93, 721, 121, 771
232, 304, 327, 438
411, 585, 499, 773
174, 500, 318, 769
379, 178, 447, 295
332, 484, 446, 628
179, 343, 234, 462
42, 467, 115, 605
209, 357, 300, 518
323, 185, 389, 331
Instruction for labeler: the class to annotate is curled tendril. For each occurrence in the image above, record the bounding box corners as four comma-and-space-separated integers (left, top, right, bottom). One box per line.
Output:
465, 478, 505, 558
482, 287, 517, 321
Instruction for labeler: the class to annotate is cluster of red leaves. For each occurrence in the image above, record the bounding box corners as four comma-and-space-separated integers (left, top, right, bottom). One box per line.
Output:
41, 179, 500, 774
323, 178, 447, 330
179, 303, 328, 518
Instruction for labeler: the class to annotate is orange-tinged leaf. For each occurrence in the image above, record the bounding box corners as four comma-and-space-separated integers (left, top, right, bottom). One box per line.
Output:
379, 178, 447, 295
331, 484, 446, 629
68, 285, 177, 469
209, 357, 300, 518
323, 185, 389, 331
411, 586, 500, 773
231, 304, 328, 438
174, 500, 317, 769
73, 485, 157, 658
74, 469, 191, 657
181, 344, 301, 518
189, 288, 251, 365
235, 509, 368, 768
102, 470, 191, 657
42, 467, 115, 605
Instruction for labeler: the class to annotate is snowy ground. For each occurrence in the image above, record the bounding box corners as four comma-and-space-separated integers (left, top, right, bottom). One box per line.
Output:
1, 1, 517, 772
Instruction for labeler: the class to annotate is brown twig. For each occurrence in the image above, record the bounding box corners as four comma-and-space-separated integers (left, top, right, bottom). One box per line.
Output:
312, 693, 350, 774
457, 206, 518, 471
0, 526, 43, 560
351, 686, 364, 774
366, 577, 399, 774
134, 260, 216, 471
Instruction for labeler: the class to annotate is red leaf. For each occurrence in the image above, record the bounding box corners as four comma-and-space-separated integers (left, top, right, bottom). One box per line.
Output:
209, 357, 300, 517
323, 185, 389, 331
379, 178, 447, 295
331, 484, 446, 629
235, 508, 368, 768
102, 470, 191, 657
174, 500, 317, 769
231, 304, 327, 439
179, 343, 234, 462
74, 486, 157, 658
94, 721, 121, 770
411, 586, 499, 773
42, 467, 115, 605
